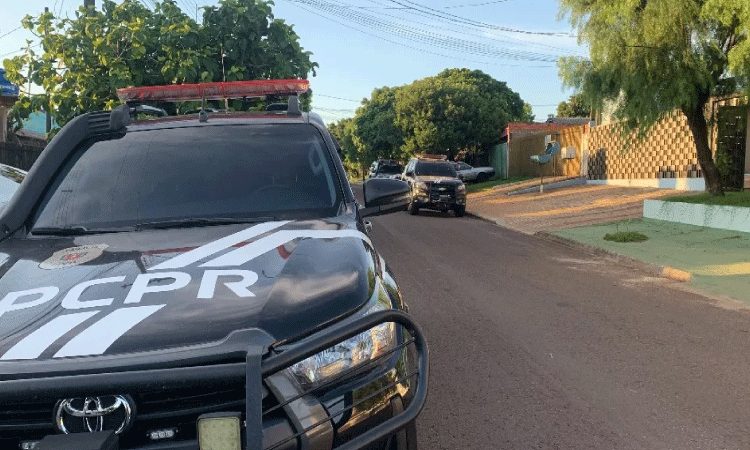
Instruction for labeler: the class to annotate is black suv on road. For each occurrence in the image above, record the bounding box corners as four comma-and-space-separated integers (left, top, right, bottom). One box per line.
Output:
0, 81, 427, 450
401, 158, 466, 217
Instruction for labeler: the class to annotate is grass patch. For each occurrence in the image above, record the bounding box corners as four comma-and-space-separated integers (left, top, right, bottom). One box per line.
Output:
662, 191, 750, 207
466, 176, 532, 194
603, 231, 649, 243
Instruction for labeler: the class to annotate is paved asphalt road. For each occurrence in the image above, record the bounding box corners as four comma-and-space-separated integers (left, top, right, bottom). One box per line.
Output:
355, 185, 750, 449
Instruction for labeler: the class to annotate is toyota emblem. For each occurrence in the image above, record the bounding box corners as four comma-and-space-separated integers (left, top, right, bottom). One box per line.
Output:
54, 395, 134, 435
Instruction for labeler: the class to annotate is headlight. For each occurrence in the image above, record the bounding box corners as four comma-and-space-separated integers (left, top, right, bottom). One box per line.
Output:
415, 182, 428, 192
289, 304, 397, 389
456, 183, 466, 193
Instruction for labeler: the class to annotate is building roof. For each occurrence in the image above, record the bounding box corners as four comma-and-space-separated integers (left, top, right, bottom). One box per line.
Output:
501, 122, 583, 140
15, 128, 46, 141
546, 117, 591, 126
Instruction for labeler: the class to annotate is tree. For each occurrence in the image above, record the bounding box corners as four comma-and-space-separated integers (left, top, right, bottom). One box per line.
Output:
353, 86, 405, 162
328, 118, 357, 164
556, 92, 590, 117
395, 68, 529, 160
2, 0, 317, 131
201, 0, 316, 81
558, 0, 749, 195
328, 117, 365, 178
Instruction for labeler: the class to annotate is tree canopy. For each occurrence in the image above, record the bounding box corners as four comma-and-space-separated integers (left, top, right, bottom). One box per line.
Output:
3, 0, 317, 131
556, 92, 590, 118
558, 0, 749, 195
329, 69, 531, 174
396, 68, 532, 160
353, 86, 406, 162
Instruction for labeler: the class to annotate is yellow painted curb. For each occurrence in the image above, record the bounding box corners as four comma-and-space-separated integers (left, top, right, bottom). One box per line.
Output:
662, 266, 692, 282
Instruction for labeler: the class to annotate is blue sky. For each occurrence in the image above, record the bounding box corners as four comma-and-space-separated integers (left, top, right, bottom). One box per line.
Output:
0, 0, 587, 124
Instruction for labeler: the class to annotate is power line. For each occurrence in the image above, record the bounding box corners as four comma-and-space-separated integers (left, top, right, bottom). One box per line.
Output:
0, 26, 22, 41
444, 0, 513, 8
288, 0, 562, 62
315, 106, 357, 112
317, 93, 361, 102
323, 0, 577, 57
388, 0, 575, 37
1, 43, 42, 59
346, 0, 584, 56
57, 0, 67, 18
284, 1, 554, 68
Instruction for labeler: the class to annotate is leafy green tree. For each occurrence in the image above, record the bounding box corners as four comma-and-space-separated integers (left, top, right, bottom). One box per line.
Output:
202, 0, 316, 82
558, 0, 749, 195
353, 86, 405, 162
521, 102, 535, 122
328, 117, 356, 163
3, 0, 317, 132
556, 92, 590, 117
328, 118, 366, 179
395, 68, 529, 160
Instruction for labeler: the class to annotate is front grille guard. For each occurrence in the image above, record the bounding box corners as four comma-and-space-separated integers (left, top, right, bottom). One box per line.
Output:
255, 310, 429, 450
0, 310, 428, 450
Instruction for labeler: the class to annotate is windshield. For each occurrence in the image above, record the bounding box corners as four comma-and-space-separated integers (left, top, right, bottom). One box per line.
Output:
377, 164, 402, 175
414, 162, 457, 178
32, 124, 341, 231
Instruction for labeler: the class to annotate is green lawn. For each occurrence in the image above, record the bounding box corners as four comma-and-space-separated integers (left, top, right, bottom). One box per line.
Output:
466, 176, 532, 194
662, 191, 750, 207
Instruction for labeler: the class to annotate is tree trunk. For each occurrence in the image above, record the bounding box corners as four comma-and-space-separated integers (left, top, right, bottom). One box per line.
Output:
682, 104, 724, 196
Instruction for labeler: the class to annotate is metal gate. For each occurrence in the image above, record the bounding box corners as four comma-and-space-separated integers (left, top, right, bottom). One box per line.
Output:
716, 105, 747, 190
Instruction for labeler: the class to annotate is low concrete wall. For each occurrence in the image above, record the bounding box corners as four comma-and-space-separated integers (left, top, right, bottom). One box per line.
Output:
644, 199, 750, 233
588, 177, 706, 191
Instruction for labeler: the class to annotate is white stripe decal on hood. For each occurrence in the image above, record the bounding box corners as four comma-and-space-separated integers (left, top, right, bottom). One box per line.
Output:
54, 305, 166, 358
201, 230, 371, 268
1, 311, 98, 360
149, 221, 290, 271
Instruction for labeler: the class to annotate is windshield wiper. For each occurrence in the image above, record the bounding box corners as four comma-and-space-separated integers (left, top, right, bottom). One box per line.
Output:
31, 226, 134, 236
135, 217, 279, 230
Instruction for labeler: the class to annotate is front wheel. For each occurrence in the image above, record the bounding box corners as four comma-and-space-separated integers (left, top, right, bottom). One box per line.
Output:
454, 205, 465, 217
408, 200, 420, 215
475, 172, 488, 183
389, 420, 418, 450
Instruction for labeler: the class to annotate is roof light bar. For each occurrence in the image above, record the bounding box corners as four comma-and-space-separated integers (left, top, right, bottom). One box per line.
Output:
116, 79, 309, 103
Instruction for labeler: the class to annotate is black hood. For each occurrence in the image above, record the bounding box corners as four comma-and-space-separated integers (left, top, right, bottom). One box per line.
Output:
0, 219, 376, 362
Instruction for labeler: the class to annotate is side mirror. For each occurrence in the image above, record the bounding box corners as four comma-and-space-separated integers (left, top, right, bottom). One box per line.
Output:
360, 178, 410, 218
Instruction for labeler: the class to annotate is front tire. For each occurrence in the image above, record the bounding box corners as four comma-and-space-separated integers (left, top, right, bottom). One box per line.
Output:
475, 172, 488, 183
454, 205, 465, 217
389, 420, 418, 450
408, 200, 420, 215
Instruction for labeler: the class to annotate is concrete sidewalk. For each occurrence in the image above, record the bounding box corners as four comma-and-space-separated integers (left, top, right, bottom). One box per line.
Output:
467, 182, 684, 235
554, 219, 750, 305
465, 180, 750, 305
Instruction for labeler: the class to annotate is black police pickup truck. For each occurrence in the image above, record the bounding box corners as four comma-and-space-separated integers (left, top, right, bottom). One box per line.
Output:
401, 158, 466, 217
0, 80, 427, 450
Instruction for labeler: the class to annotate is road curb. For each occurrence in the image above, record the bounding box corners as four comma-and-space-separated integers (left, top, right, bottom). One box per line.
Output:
535, 231, 693, 283
506, 177, 586, 196
465, 210, 507, 228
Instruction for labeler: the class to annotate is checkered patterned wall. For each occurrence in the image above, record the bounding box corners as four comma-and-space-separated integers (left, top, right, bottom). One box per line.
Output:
587, 111, 702, 180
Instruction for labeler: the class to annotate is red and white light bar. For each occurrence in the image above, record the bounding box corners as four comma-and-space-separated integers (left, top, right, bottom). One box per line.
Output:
116, 79, 309, 103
